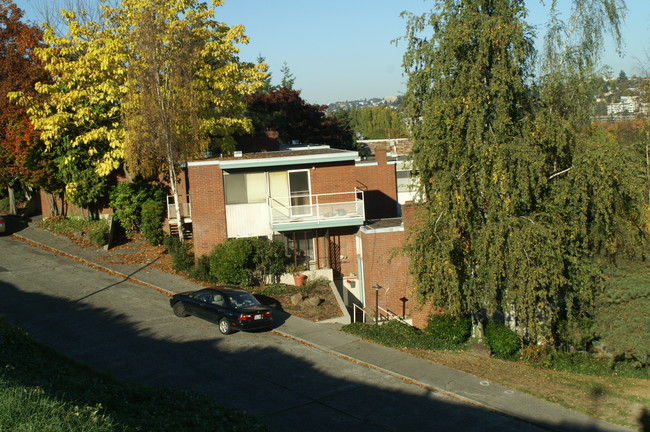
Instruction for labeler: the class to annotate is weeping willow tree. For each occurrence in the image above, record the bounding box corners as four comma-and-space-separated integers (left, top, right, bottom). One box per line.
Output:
402, 0, 645, 345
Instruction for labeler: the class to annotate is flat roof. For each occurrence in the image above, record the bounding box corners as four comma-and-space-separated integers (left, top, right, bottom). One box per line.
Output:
187, 148, 359, 169
360, 218, 404, 234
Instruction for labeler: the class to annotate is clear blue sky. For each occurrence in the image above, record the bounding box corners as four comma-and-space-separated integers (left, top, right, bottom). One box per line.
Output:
14, 0, 650, 105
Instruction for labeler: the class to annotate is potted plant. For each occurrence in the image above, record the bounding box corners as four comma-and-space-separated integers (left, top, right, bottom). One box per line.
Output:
286, 263, 308, 286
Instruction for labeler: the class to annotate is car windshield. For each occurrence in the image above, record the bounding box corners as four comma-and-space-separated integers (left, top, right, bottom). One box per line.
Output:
226, 292, 261, 308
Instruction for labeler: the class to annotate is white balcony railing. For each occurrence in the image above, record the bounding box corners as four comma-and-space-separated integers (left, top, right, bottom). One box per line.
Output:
167, 195, 192, 222
269, 190, 364, 226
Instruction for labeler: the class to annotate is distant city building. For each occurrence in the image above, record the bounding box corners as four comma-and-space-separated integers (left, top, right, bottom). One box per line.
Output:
607, 96, 643, 115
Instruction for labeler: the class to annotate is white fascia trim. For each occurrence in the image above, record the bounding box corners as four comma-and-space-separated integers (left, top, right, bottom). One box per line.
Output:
187, 151, 358, 169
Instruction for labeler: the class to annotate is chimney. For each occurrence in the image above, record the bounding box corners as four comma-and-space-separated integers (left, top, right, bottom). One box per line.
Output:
375, 145, 387, 165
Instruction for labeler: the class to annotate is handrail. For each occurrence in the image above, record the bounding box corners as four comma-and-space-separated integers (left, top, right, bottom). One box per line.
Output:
352, 303, 366, 323
268, 190, 364, 225
352, 304, 408, 325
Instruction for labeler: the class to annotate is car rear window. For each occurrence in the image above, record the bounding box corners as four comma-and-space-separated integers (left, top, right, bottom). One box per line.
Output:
226, 292, 261, 308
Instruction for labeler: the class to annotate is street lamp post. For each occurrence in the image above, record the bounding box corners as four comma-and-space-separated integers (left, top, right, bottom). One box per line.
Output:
373, 284, 381, 325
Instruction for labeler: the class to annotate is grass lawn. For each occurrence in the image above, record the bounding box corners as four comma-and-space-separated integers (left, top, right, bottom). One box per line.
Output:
407, 348, 649, 431
0, 317, 272, 432
343, 319, 648, 431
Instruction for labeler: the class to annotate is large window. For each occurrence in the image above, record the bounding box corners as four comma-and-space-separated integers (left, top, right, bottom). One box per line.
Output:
224, 172, 267, 205
274, 231, 315, 268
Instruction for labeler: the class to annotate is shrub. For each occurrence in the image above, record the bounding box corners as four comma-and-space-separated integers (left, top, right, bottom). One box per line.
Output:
189, 255, 218, 283
208, 238, 288, 286
342, 321, 443, 350
209, 238, 256, 285
484, 321, 521, 359
521, 344, 553, 368
557, 317, 595, 352
251, 238, 287, 284
424, 313, 471, 347
546, 350, 648, 378
163, 235, 193, 273
87, 222, 109, 247
140, 199, 164, 246
109, 182, 165, 237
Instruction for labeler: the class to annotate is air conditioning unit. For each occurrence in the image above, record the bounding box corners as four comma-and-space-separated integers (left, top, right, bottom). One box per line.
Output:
234, 151, 243, 158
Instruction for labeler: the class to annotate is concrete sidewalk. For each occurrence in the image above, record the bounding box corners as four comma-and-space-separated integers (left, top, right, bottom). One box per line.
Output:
11, 221, 632, 432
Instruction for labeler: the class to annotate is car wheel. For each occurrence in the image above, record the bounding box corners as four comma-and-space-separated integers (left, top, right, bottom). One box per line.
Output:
218, 317, 232, 335
173, 302, 189, 317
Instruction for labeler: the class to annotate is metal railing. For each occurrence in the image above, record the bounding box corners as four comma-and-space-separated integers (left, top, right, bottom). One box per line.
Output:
352, 304, 407, 325
269, 189, 364, 225
167, 195, 192, 221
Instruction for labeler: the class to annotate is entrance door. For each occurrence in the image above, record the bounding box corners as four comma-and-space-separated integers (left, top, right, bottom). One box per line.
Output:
288, 170, 311, 217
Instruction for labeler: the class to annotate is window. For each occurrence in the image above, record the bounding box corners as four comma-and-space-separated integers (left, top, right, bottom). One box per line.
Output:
289, 170, 311, 216
274, 231, 315, 268
224, 172, 267, 205
396, 170, 417, 192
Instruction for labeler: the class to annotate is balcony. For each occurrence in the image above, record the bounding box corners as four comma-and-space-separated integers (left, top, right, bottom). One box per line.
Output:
167, 194, 192, 224
269, 190, 365, 231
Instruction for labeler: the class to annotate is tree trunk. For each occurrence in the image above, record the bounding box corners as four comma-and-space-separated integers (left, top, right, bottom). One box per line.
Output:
470, 311, 485, 341
45, 193, 59, 217
8, 186, 17, 215
169, 163, 184, 243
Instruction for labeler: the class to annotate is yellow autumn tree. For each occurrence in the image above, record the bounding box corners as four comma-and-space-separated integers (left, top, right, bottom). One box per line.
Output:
116, 0, 265, 240
15, 0, 264, 224
12, 7, 126, 215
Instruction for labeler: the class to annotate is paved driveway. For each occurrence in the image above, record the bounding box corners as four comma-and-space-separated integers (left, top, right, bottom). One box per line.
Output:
0, 234, 549, 432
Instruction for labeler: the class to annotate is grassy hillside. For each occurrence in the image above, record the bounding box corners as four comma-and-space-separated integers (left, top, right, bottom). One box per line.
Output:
0, 317, 272, 432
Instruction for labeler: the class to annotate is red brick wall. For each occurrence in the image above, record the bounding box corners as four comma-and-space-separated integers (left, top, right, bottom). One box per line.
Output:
355, 148, 399, 219
324, 227, 359, 278
360, 228, 414, 320
310, 161, 356, 197
411, 302, 437, 329
358, 201, 437, 329
188, 164, 228, 257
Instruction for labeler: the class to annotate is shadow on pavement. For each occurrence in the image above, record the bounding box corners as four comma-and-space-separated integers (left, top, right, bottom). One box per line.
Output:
2, 214, 30, 234
0, 276, 632, 432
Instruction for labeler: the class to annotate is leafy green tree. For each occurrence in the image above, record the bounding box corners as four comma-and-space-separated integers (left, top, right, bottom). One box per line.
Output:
402, 0, 641, 345
15, 0, 264, 223
109, 181, 165, 236
243, 87, 355, 150
348, 106, 409, 139
256, 55, 274, 93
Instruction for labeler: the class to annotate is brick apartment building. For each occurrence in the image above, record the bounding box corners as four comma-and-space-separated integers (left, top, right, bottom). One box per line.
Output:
184, 144, 427, 326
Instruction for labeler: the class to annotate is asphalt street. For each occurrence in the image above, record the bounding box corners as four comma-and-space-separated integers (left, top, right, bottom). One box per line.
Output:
0, 233, 582, 431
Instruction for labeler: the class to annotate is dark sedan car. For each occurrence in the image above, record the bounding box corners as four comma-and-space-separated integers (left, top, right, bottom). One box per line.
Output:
170, 286, 273, 335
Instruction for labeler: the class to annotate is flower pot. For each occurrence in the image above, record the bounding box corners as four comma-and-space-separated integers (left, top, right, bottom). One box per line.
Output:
293, 273, 307, 286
